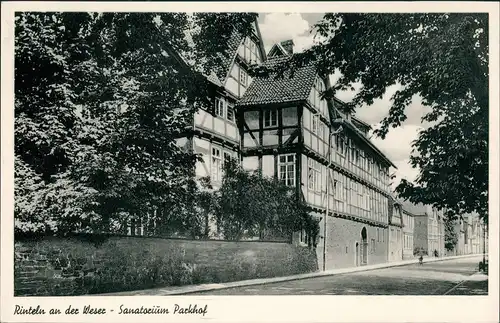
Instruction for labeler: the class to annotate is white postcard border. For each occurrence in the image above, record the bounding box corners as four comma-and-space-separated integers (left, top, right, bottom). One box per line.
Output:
2, 2, 499, 323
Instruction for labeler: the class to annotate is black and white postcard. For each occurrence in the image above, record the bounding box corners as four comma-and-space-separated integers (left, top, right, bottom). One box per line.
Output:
1, 1, 499, 323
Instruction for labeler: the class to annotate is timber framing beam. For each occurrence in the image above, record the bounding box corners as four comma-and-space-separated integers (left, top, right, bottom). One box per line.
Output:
309, 206, 389, 228
303, 146, 391, 198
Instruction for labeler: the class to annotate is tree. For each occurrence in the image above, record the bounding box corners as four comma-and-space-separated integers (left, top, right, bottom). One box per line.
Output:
256, 13, 488, 222
444, 217, 459, 252
14, 12, 257, 234
211, 159, 318, 245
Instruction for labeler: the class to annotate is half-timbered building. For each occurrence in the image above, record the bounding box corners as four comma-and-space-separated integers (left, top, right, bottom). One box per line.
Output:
235, 40, 396, 270
180, 22, 267, 189
127, 17, 400, 270
182, 20, 268, 237
401, 201, 417, 259
388, 198, 404, 262
127, 18, 268, 237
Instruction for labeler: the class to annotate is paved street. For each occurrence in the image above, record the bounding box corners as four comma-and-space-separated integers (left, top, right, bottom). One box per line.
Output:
191, 256, 487, 295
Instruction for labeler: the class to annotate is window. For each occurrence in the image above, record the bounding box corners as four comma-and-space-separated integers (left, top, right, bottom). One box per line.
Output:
308, 158, 321, 192
249, 41, 255, 60
264, 109, 278, 127
239, 69, 247, 86
211, 147, 222, 182
279, 154, 296, 186
312, 114, 319, 134
371, 239, 376, 253
299, 228, 308, 245
223, 151, 232, 165
226, 104, 235, 122
336, 136, 341, 155
215, 98, 225, 117
377, 228, 380, 242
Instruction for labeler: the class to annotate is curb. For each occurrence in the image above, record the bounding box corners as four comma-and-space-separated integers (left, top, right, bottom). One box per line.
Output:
103, 254, 483, 296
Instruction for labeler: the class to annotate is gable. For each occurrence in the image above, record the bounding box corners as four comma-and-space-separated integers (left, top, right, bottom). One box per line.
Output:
267, 43, 289, 58
179, 18, 265, 89
308, 76, 329, 122
223, 20, 267, 97
236, 36, 263, 65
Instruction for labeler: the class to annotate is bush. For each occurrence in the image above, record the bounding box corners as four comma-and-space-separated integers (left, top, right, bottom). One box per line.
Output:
15, 236, 318, 296
208, 160, 319, 246
413, 247, 427, 256
479, 260, 488, 273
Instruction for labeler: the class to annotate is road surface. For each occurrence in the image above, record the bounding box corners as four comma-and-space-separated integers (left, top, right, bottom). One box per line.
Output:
191, 256, 487, 295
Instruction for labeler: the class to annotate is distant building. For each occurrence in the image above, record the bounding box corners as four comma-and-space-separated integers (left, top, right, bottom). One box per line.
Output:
388, 198, 403, 262
458, 212, 487, 256
410, 204, 445, 257
401, 201, 416, 259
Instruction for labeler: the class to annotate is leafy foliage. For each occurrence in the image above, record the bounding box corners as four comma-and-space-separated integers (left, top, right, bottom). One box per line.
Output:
444, 218, 459, 251
204, 159, 319, 245
14, 12, 256, 234
256, 13, 488, 222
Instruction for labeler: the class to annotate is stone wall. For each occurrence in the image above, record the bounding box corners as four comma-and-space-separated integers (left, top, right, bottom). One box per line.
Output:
318, 216, 389, 270
14, 235, 318, 296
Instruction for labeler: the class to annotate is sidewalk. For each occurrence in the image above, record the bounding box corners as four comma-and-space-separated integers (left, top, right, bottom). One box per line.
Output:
101, 254, 483, 296
445, 271, 489, 295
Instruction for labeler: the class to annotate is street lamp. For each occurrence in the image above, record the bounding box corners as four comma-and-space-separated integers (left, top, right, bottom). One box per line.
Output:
323, 119, 343, 271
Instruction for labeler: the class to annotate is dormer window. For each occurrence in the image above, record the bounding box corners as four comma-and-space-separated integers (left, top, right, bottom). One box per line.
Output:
239, 69, 247, 86
264, 109, 277, 128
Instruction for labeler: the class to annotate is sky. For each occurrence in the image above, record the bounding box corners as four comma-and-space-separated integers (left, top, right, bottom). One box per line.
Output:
257, 13, 432, 189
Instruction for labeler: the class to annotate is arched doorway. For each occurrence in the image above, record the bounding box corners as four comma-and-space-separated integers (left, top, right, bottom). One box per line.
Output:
355, 242, 360, 266
361, 227, 368, 265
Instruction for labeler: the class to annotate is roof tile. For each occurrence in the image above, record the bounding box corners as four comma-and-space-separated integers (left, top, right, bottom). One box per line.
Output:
237, 56, 317, 107
181, 28, 243, 87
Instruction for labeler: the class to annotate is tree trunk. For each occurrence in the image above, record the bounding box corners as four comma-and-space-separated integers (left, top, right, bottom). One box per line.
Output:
130, 217, 136, 236
204, 212, 209, 239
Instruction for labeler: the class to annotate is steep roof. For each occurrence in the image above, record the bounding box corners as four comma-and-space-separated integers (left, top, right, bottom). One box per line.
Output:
352, 115, 372, 134
213, 30, 244, 82
236, 55, 317, 107
341, 120, 397, 168
235, 54, 396, 168
180, 18, 267, 89
401, 201, 428, 216
267, 43, 290, 58
180, 24, 258, 87
175, 29, 222, 87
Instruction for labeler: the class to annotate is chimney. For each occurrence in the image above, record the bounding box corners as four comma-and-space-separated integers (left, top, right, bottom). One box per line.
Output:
280, 39, 294, 55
